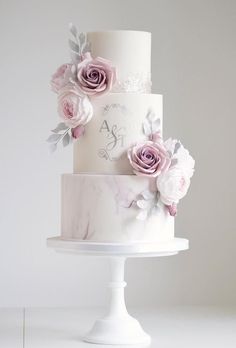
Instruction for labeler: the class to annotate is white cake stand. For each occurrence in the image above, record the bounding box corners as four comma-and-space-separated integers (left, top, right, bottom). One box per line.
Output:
47, 237, 188, 346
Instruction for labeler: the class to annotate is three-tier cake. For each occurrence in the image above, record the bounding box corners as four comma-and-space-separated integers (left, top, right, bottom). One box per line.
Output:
48, 26, 195, 244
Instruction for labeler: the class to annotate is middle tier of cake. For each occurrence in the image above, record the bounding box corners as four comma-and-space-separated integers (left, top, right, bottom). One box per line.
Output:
61, 174, 174, 243
74, 93, 162, 174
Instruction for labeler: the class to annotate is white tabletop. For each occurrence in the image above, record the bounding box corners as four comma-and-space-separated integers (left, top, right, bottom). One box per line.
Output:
1, 306, 236, 348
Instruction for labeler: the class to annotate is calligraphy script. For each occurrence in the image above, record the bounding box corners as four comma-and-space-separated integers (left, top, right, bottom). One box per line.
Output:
98, 120, 126, 161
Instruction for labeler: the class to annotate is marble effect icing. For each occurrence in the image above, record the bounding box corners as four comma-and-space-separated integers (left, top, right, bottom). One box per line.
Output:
61, 174, 174, 243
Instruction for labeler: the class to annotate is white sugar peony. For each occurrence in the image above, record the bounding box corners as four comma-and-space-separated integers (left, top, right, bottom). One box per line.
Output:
157, 140, 195, 206
157, 168, 191, 205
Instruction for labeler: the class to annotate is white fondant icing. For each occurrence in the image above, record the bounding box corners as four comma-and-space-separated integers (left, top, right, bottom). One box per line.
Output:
87, 31, 151, 93
61, 174, 174, 243
73, 93, 163, 174
58, 30, 177, 245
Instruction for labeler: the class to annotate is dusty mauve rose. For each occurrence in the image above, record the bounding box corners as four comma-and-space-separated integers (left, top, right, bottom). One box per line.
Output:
157, 167, 191, 206
127, 141, 171, 177
77, 52, 116, 96
57, 86, 93, 128
71, 125, 85, 139
51, 64, 75, 93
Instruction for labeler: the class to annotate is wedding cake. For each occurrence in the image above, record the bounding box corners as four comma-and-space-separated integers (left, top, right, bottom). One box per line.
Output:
48, 26, 195, 244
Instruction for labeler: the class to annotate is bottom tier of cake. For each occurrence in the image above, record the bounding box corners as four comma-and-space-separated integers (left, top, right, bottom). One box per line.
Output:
61, 174, 174, 243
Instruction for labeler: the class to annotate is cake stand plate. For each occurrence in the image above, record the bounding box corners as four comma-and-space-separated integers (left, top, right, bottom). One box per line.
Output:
47, 237, 188, 346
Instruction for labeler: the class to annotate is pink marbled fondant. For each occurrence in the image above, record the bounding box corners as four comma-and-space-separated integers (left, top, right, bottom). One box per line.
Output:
61, 174, 174, 243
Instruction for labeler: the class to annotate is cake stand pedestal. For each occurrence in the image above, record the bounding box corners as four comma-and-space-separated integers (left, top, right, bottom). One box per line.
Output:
47, 237, 188, 346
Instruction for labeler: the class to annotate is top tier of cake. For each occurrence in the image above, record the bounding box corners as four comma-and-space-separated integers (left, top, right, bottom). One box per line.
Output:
87, 31, 152, 93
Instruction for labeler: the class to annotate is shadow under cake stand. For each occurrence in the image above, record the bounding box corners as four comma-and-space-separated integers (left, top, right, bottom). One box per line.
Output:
47, 237, 188, 346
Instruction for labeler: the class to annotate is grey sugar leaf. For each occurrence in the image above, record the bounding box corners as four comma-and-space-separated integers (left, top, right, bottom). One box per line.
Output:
62, 132, 70, 147
47, 133, 61, 143
51, 123, 68, 133
174, 141, 181, 154
70, 51, 81, 65
82, 41, 91, 54
152, 118, 161, 133
142, 189, 155, 200
143, 117, 151, 136
69, 39, 80, 53
69, 23, 78, 38
151, 206, 159, 216
49, 143, 57, 153
171, 158, 178, 166
147, 109, 156, 122
79, 32, 86, 46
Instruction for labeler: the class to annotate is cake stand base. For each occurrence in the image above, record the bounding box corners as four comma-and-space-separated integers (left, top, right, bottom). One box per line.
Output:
47, 237, 189, 346
84, 256, 151, 345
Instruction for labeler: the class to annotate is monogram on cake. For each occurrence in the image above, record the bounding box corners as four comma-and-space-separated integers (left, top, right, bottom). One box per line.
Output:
48, 27, 195, 244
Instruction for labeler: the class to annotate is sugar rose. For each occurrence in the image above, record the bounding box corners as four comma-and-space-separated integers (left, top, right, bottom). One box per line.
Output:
77, 52, 116, 96
57, 86, 93, 128
127, 141, 171, 177
51, 64, 75, 93
157, 167, 191, 206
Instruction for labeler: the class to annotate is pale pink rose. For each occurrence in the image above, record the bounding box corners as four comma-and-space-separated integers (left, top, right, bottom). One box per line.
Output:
57, 86, 93, 128
51, 64, 75, 93
127, 141, 171, 177
77, 52, 116, 96
157, 167, 191, 206
71, 125, 85, 139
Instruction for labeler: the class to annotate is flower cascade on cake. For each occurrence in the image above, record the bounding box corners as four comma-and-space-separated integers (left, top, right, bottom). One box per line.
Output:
47, 24, 116, 152
127, 110, 195, 218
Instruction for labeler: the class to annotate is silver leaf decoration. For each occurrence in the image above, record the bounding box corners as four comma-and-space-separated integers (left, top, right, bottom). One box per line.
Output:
151, 206, 159, 216
68, 39, 80, 53
51, 123, 68, 133
62, 132, 70, 147
49, 143, 57, 153
151, 119, 161, 133
174, 141, 181, 154
70, 51, 81, 65
83, 41, 91, 54
143, 110, 161, 137
69, 23, 78, 38
171, 158, 178, 166
68, 24, 91, 60
143, 117, 152, 137
141, 189, 155, 200
79, 32, 86, 46
47, 134, 61, 143
147, 109, 157, 122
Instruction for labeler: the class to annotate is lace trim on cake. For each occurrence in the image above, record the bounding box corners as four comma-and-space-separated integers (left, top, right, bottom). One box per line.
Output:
112, 72, 152, 93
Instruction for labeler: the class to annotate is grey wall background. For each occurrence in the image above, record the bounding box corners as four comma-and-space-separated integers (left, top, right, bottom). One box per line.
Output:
0, 0, 235, 307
